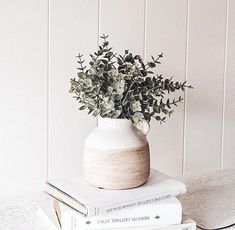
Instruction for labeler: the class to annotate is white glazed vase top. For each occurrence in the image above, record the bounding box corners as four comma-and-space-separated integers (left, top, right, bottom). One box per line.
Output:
83, 117, 150, 189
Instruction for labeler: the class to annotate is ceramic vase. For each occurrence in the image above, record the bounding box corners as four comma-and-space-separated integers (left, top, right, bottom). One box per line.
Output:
83, 117, 150, 189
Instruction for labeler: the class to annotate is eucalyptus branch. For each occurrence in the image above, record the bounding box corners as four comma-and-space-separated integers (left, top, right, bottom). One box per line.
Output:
70, 35, 193, 125
121, 82, 134, 106
77, 54, 88, 74
168, 97, 183, 106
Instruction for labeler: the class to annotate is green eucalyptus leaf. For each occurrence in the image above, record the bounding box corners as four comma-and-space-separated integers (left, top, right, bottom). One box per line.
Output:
131, 101, 142, 112
148, 62, 156, 68
79, 105, 86, 110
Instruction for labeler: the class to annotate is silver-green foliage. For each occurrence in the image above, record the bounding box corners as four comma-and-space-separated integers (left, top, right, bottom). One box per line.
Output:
69, 35, 193, 125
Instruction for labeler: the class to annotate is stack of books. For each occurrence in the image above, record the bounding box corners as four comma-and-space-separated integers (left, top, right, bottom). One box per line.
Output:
38, 169, 196, 230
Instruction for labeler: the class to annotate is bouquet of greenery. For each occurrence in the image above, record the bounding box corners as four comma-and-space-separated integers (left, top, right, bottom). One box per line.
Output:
69, 34, 192, 125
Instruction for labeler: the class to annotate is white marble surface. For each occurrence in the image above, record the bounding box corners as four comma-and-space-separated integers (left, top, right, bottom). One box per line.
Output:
0, 194, 48, 230
0, 170, 235, 230
179, 169, 235, 229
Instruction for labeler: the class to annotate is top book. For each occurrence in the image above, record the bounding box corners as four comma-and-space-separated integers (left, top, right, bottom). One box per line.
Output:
45, 169, 186, 217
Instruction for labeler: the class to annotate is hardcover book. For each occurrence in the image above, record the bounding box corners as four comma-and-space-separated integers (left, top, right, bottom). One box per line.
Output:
54, 197, 182, 230
36, 200, 196, 230
45, 168, 186, 217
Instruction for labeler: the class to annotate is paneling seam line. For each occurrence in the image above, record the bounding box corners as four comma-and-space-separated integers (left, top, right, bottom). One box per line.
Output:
97, 0, 101, 48
143, 0, 147, 62
46, 0, 50, 180
182, 0, 190, 175
220, 0, 230, 170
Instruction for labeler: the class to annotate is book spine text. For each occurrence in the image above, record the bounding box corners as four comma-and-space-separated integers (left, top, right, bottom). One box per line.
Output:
62, 201, 182, 230
93, 189, 180, 216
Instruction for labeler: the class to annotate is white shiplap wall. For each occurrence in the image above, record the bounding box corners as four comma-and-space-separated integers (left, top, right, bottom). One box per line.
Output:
185, 0, 227, 173
49, 0, 235, 178
0, 0, 47, 198
1, 0, 235, 196
146, 0, 188, 175
223, 0, 235, 169
49, 0, 98, 179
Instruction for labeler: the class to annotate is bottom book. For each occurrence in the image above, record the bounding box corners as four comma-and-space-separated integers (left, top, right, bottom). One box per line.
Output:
55, 197, 182, 230
36, 199, 196, 230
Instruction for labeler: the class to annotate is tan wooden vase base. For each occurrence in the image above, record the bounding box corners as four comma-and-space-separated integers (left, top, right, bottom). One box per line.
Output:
83, 117, 151, 190
83, 143, 150, 189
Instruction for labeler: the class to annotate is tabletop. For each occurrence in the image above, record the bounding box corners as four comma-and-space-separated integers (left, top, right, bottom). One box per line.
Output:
1, 169, 235, 230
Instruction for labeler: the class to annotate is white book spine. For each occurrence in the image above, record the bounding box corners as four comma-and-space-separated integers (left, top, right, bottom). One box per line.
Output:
61, 198, 182, 230
88, 189, 181, 216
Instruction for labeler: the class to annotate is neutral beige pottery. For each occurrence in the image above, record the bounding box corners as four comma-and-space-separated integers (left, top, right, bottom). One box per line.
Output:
83, 117, 150, 189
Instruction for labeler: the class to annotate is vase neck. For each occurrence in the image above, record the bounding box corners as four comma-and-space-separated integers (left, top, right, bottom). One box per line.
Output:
98, 117, 133, 130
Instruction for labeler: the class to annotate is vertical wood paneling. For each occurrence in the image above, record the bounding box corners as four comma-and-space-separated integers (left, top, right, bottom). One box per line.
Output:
1, 0, 235, 199
0, 0, 47, 197
49, 0, 98, 179
146, 0, 188, 176
223, 0, 235, 169
100, 0, 145, 55
185, 0, 227, 173
48, 0, 235, 179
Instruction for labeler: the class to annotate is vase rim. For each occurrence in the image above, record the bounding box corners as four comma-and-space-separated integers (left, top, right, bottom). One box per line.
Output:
98, 116, 130, 120
97, 116, 133, 128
